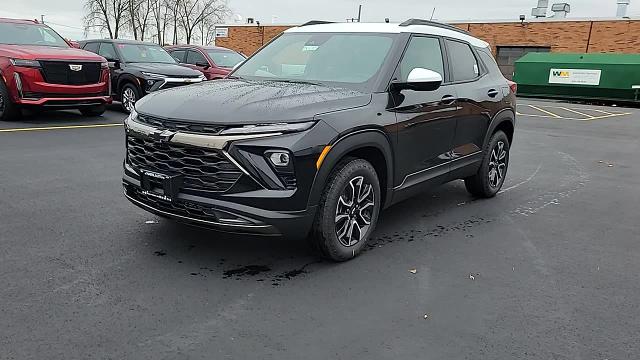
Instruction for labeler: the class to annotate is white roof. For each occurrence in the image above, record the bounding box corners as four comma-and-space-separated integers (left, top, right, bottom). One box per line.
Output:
285, 22, 489, 48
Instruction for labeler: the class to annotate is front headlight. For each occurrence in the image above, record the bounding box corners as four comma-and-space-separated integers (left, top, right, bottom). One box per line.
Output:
219, 121, 316, 135
10, 59, 41, 68
141, 72, 168, 79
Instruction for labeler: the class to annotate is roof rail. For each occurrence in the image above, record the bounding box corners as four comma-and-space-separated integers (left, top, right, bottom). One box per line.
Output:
300, 20, 335, 27
399, 19, 470, 35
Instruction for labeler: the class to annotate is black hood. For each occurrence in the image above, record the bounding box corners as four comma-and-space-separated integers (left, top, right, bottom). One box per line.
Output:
134, 79, 372, 125
126, 62, 202, 77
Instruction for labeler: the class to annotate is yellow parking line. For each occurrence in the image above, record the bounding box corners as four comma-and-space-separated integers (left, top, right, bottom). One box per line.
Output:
590, 109, 615, 116
517, 113, 588, 121
526, 104, 562, 118
583, 112, 632, 121
0, 123, 123, 133
556, 107, 595, 119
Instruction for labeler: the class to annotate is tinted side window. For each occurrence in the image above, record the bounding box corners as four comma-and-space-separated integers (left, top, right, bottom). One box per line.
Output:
170, 49, 186, 62
398, 36, 444, 82
98, 43, 118, 60
186, 50, 208, 65
446, 39, 479, 82
83, 42, 99, 53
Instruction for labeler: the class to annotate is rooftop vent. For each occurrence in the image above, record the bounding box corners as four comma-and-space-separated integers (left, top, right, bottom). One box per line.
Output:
531, 0, 549, 18
617, 0, 630, 17
551, 3, 571, 18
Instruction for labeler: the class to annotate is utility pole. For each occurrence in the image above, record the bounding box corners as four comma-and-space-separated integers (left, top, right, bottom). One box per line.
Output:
357, 5, 362, 22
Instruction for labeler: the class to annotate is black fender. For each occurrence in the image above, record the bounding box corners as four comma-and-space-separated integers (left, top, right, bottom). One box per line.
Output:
116, 74, 142, 97
307, 129, 395, 209
482, 107, 515, 150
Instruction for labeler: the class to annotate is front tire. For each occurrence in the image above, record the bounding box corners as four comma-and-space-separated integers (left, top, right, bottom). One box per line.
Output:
79, 105, 106, 117
310, 158, 381, 261
464, 130, 510, 198
0, 79, 21, 122
120, 84, 140, 114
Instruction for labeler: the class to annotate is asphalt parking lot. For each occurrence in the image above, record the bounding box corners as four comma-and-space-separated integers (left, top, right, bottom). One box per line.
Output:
1, 99, 639, 359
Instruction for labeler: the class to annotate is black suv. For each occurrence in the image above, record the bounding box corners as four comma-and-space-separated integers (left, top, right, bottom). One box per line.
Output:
122, 20, 516, 261
79, 39, 205, 112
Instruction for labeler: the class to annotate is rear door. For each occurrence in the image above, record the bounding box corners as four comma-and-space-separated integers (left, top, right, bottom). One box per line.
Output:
445, 39, 496, 167
390, 35, 459, 190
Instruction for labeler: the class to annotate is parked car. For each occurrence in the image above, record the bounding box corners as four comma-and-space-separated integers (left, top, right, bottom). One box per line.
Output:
122, 20, 516, 261
0, 18, 111, 121
79, 39, 205, 113
165, 45, 246, 80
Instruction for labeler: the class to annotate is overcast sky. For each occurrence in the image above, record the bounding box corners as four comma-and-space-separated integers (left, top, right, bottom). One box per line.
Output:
1, 0, 638, 40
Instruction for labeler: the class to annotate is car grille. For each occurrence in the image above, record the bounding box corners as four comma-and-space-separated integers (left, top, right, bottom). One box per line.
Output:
137, 113, 224, 135
40, 61, 101, 85
126, 135, 242, 192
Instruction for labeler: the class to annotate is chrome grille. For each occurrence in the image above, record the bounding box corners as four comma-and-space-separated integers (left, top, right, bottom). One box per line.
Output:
126, 135, 242, 192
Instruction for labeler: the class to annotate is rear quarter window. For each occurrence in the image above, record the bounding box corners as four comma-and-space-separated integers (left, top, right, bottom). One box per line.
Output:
446, 39, 480, 82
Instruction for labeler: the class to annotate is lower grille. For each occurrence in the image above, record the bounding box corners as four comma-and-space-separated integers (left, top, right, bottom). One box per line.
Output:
127, 186, 220, 221
40, 61, 101, 85
126, 135, 242, 192
22, 91, 106, 99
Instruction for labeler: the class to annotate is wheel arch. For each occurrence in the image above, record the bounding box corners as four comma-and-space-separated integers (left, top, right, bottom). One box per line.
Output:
308, 129, 394, 209
483, 108, 515, 150
117, 75, 141, 97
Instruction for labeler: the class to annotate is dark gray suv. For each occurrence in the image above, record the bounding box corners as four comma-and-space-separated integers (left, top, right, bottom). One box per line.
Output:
122, 19, 516, 261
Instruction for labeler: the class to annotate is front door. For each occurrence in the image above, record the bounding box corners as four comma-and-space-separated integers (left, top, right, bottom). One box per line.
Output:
390, 36, 460, 190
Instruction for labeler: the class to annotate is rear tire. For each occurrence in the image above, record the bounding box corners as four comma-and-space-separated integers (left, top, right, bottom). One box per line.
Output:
310, 158, 381, 261
79, 105, 106, 117
0, 79, 21, 122
464, 130, 510, 198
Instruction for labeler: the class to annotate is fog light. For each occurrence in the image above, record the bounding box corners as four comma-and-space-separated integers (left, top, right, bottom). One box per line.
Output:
147, 80, 155, 86
268, 152, 290, 167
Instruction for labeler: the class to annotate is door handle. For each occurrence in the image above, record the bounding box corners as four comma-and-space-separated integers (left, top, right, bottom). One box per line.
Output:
441, 95, 457, 105
487, 89, 499, 98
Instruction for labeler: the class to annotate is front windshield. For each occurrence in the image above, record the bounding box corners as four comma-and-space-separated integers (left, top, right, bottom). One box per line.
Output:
0, 23, 69, 47
118, 44, 176, 63
207, 49, 245, 68
233, 33, 395, 89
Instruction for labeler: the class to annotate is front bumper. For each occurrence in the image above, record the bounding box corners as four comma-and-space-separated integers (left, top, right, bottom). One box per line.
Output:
121, 114, 328, 238
123, 168, 316, 238
11, 66, 112, 108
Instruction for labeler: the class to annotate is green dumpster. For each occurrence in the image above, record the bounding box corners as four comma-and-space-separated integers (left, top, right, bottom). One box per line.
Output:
513, 53, 640, 102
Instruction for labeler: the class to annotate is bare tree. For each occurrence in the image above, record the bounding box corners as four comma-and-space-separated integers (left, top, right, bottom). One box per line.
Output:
196, 16, 218, 45
83, 0, 127, 39
126, 0, 153, 40
150, 0, 169, 45
166, 0, 182, 45
178, 0, 229, 44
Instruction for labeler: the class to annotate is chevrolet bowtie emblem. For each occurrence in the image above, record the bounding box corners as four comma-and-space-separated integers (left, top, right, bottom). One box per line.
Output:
69, 64, 83, 71
150, 130, 176, 143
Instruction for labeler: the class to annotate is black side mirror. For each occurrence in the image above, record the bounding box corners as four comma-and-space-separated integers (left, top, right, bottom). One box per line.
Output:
391, 68, 443, 92
106, 59, 120, 69
196, 61, 211, 69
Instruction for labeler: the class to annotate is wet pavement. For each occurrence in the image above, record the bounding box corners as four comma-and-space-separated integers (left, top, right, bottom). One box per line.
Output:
1, 100, 639, 359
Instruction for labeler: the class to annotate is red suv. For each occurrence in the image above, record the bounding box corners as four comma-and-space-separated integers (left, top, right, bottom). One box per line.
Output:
0, 18, 111, 121
165, 45, 246, 80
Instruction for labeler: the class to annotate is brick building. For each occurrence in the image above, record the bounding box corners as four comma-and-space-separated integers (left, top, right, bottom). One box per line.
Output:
214, 18, 640, 79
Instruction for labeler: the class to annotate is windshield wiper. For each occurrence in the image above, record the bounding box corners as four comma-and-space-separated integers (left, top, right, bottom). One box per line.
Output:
269, 79, 323, 86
